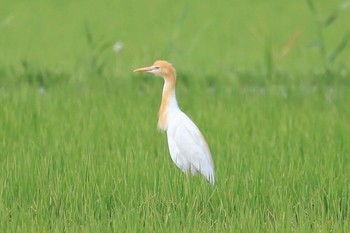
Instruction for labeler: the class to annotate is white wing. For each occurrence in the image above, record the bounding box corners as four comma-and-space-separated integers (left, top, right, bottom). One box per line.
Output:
166, 111, 215, 185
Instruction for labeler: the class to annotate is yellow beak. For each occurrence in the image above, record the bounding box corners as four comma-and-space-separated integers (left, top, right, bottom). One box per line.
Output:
133, 66, 154, 73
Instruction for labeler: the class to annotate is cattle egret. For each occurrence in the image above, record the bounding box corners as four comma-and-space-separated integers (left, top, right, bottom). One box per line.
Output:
133, 60, 215, 185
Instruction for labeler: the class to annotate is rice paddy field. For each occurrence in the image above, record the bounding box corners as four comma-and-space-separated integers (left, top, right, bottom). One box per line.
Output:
1, 0, 350, 232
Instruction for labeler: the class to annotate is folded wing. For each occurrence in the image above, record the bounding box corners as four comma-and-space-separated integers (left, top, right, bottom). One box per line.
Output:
167, 112, 215, 185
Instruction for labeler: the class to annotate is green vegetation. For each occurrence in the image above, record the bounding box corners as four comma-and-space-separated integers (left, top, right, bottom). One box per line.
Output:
0, 0, 349, 232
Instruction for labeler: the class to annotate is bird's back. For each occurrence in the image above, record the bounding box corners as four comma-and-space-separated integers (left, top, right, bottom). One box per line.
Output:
166, 109, 215, 185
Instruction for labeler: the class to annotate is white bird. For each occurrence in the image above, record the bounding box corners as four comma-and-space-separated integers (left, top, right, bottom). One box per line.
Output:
134, 60, 215, 185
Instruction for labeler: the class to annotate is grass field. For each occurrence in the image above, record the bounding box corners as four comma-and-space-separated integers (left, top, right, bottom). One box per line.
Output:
1, 0, 350, 232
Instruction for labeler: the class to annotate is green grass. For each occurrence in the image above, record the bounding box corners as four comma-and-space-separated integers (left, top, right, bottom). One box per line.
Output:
1, 0, 350, 232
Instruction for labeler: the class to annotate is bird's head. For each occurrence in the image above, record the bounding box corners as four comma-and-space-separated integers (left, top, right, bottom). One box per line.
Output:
133, 60, 176, 79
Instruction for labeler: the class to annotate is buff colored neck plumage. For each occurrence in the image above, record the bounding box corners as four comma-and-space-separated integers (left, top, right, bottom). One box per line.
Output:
158, 71, 178, 131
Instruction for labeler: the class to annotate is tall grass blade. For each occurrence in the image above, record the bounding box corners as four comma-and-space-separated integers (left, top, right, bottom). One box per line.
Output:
323, 12, 339, 27
280, 31, 301, 58
306, 0, 317, 14
324, 0, 350, 27
327, 28, 350, 63
265, 39, 274, 78
85, 23, 94, 47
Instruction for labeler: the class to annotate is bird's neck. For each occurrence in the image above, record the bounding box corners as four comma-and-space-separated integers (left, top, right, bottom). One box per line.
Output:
158, 73, 178, 131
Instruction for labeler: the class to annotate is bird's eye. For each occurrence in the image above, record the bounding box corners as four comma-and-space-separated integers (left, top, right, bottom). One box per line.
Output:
153, 66, 160, 70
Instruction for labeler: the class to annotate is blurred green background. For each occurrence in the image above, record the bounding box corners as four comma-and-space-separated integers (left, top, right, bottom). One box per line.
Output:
1, 0, 349, 74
